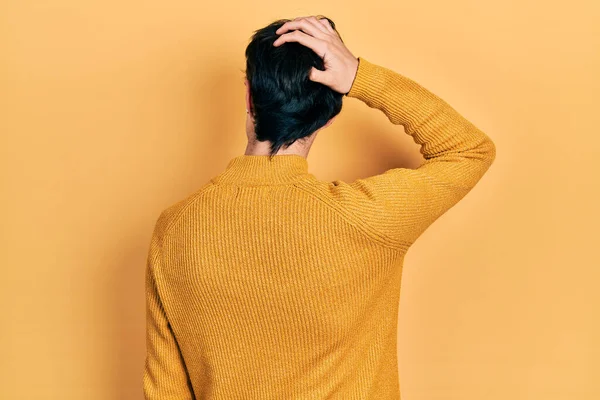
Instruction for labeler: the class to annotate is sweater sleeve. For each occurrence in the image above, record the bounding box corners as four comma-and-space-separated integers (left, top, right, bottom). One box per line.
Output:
143, 212, 195, 399
333, 57, 496, 248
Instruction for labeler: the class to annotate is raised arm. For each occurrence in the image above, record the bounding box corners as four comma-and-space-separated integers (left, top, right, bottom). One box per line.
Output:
273, 16, 496, 248
337, 56, 496, 247
346, 57, 496, 190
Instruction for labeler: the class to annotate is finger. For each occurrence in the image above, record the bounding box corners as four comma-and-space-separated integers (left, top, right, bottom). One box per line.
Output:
275, 18, 328, 40
316, 16, 336, 34
273, 30, 327, 57
277, 17, 319, 35
309, 67, 329, 85
293, 15, 314, 22
306, 16, 331, 35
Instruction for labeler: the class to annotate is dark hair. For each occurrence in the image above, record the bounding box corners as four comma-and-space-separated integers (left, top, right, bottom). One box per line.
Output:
243, 16, 344, 158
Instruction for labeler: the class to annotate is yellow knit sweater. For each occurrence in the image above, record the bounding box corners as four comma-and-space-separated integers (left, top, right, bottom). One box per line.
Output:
143, 57, 496, 399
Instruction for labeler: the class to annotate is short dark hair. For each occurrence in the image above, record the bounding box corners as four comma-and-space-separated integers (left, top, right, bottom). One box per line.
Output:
243, 16, 344, 158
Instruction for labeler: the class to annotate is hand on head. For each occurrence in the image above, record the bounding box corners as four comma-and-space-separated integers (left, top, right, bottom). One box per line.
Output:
273, 16, 359, 95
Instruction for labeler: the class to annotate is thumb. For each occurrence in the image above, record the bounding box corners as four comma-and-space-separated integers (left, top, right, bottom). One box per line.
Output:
308, 67, 328, 85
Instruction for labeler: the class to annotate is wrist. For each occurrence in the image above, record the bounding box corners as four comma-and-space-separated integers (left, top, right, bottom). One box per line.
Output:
345, 57, 360, 96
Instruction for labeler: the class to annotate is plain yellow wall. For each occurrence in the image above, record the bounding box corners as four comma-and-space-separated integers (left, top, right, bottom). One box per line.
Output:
2, 1, 598, 399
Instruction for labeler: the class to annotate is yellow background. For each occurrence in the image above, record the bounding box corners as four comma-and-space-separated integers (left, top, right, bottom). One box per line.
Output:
2, 1, 598, 399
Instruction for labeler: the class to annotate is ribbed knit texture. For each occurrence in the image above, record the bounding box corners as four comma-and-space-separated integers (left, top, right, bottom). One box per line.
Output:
143, 57, 496, 399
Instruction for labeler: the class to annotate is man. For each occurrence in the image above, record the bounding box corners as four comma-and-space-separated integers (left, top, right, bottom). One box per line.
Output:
143, 15, 496, 399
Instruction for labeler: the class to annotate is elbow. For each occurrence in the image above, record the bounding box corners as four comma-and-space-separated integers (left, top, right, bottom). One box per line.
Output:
485, 138, 497, 165
476, 135, 496, 166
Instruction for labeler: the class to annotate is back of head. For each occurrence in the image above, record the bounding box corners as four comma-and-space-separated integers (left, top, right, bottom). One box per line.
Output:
244, 16, 344, 157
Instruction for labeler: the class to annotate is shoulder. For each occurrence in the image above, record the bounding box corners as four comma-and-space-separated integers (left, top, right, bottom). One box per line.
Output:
152, 181, 217, 241
293, 174, 414, 250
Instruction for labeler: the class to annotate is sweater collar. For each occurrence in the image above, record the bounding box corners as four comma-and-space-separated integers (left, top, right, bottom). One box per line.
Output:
211, 154, 311, 186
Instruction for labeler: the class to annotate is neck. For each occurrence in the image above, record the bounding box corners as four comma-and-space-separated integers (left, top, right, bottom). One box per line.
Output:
210, 153, 313, 186
244, 140, 311, 158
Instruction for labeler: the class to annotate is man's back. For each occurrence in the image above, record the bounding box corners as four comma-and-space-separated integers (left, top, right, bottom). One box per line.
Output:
143, 57, 496, 399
